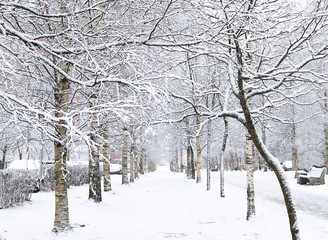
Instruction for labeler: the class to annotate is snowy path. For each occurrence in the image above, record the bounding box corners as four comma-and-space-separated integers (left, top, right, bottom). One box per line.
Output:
1, 167, 328, 240
225, 171, 328, 220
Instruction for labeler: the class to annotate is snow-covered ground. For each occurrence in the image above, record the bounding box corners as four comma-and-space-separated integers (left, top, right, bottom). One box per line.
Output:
0, 167, 327, 240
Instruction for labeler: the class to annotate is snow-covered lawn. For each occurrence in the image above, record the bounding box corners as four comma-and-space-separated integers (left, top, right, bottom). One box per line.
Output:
0, 167, 327, 240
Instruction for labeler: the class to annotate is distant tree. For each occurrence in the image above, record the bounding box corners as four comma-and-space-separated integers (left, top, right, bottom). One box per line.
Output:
122, 126, 129, 185
102, 131, 112, 192
130, 130, 136, 183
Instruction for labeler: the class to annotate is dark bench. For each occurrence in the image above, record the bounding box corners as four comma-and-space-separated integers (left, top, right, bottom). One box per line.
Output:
297, 167, 326, 185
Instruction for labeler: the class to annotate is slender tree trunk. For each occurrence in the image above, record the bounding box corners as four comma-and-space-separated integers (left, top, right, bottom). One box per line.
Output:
139, 152, 144, 175
325, 124, 328, 170
235, 153, 240, 170
103, 132, 112, 192
135, 154, 139, 179
220, 117, 229, 198
261, 95, 268, 172
89, 88, 102, 202
175, 148, 179, 172
122, 127, 129, 185
144, 155, 148, 173
186, 145, 191, 178
53, 62, 70, 231
246, 128, 255, 220
196, 115, 202, 183
26, 129, 31, 160
190, 145, 195, 179
242, 101, 300, 239
207, 119, 211, 191
180, 147, 183, 172
291, 122, 298, 177
18, 148, 22, 160
1, 146, 7, 169
325, 89, 328, 171
257, 151, 261, 171
244, 39, 256, 220
87, 0, 107, 202
130, 131, 135, 182
291, 106, 299, 178
230, 153, 234, 171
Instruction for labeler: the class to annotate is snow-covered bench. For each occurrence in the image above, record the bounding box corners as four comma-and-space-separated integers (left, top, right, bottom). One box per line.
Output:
297, 166, 326, 185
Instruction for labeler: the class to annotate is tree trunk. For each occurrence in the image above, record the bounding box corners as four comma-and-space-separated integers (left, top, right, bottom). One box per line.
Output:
130, 131, 135, 183
244, 39, 256, 220
88, 88, 102, 203
190, 145, 195, 179
122, 127, 129, 185
135, 154, 139, 179
139, 152, 144, 175
261, 96, 268, 172
325, 123, 328, 170
103, 132, 112, 192
186, 145, 191, 178
325, 89, 328, 171
230, 153, 234, 171
207, 119, 211, 191
144, 155, 148, 173
1, 146, 7, 169
291, 106, 298, 178
18, 148, 22, 160
175, 148, 179, 172
53, 62, 70, 231
196, 115, 202, 183
180, 147, 183, 172
220, 117, 228, 198
246, 128, 256, 220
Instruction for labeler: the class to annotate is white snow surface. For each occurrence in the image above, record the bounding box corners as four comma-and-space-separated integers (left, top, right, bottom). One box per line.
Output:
7, 159, 40, 171
0, 167, 327, 240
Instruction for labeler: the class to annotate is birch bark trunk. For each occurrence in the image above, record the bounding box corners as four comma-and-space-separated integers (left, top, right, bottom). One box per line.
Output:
89, 88, 102, 202
186, 145, 191, 178
220, 118, 228, 198
206, 120, 211, 190
245, 40, 255, 220
103, 132, 112, 192
246, 128, 255, 220
122, 127, 129, 185
139, 151, 144, 175
175, 148, 179, 172
53, 62, 70, 231
190, 145, 195, 179
291, 104, 299, 178
196, 115, 202, 183
130, 131, 135, 182
180, 147, 183, 172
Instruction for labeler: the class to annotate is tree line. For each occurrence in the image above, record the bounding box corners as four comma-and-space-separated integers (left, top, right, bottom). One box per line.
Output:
1, 1, 328, 239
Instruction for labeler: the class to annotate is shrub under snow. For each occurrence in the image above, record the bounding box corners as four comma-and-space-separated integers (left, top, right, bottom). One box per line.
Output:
0, 164, 89, 208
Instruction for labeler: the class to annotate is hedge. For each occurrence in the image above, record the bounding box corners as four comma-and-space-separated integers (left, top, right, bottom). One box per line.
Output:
0, 164, 90, 209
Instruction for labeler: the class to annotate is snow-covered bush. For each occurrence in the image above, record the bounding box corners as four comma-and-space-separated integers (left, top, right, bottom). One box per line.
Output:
67, 165, 90, 187
0, 169, 38, 209
41, 165, 90, 191
0, 165, 90, 208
